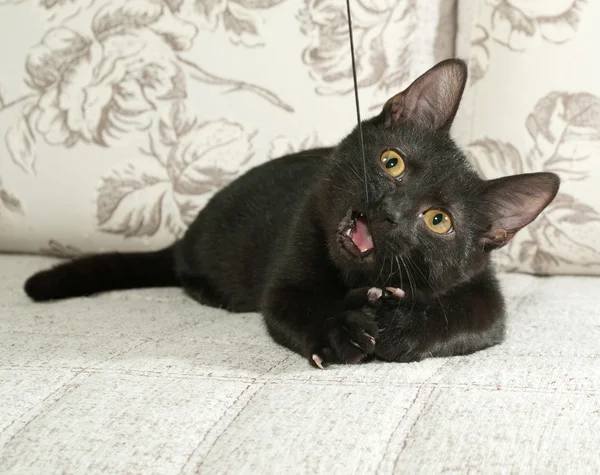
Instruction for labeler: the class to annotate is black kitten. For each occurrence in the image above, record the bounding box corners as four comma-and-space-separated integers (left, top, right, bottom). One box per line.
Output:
24, 59, 559, 368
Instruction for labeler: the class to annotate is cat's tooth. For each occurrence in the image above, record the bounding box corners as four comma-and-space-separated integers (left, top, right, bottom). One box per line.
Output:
345, 228, 351, 236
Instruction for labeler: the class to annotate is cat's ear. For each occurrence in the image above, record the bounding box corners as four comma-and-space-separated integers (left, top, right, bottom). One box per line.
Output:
481, 172, 560, 251
382, 59, 467, 131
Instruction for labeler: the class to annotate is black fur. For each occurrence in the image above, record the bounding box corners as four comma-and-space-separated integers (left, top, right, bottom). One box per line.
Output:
24, 59, 560, 368
25, 247, 177, 300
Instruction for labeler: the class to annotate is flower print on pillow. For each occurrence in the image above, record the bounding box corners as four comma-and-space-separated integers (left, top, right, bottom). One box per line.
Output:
25, 0, 197, 147
300, 0, 416, 95
193, 0, 285, 47
470, 0, 587, 84
467, 91, 600, 273
487, 0, 586, 49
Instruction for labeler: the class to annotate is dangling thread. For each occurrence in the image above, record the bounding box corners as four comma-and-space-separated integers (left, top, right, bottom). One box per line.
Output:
345, 0, 369, 211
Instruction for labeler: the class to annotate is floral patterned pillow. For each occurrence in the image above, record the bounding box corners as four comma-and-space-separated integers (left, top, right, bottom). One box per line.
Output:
0, 0, 455, 256
455, 0, 600, 275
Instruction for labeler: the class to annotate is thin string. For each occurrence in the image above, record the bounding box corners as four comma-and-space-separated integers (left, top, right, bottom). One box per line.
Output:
345, 0, 369, 211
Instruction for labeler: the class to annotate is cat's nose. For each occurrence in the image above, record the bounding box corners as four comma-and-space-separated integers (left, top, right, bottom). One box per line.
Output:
379, 196, 403, 224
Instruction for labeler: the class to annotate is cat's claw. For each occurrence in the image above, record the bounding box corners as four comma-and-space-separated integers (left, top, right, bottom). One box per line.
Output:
387, 287, 406, 299
309, 287, 405, 369
368, 286, 405, 304
361, 330, 376, 345
310, 346, 337, 369
312, 354, 325, 370
367, 287, 383, 303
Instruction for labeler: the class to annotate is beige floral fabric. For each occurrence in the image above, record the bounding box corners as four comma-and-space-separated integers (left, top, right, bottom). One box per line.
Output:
455, 0, 600, 275
0, 0, 455, 255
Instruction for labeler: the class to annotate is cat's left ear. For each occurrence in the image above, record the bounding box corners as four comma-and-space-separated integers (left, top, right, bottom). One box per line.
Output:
481, 172, 560, 251
382, 59, 467, 131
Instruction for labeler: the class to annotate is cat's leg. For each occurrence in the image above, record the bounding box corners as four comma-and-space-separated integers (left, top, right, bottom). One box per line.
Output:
262, 287, 380, 368
371, 286, 505, 362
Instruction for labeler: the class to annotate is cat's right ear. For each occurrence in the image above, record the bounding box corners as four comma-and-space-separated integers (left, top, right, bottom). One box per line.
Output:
481, 172, 560, 251
382, 59, 467, 132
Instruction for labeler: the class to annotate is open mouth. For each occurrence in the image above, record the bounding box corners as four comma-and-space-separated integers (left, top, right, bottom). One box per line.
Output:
340, 211, 374, 257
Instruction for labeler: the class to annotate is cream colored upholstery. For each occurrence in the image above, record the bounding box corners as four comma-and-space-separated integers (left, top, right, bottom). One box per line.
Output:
454, 0, 600, 275
1, 255, 599, 473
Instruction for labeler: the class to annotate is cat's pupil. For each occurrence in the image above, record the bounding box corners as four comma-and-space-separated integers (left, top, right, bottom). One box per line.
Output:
432, 213, 443, 226
385, 158, 398, 169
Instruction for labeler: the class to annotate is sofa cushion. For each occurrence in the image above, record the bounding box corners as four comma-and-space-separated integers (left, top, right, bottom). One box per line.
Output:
1, 255, 599, 473
454, 0, 600, 275
0, 0, 455, 255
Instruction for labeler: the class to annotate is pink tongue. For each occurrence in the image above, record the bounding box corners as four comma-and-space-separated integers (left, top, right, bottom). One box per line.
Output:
352, 217, 374, 252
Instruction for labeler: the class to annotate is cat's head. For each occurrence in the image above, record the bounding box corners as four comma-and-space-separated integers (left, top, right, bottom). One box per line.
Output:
320, 59, 559, 292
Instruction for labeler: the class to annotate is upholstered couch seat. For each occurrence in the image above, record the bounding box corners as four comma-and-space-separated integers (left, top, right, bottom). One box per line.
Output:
1, 255, 598, 473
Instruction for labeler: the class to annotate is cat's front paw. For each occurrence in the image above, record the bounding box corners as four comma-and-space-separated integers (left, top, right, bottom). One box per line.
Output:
310, 310, 378, 368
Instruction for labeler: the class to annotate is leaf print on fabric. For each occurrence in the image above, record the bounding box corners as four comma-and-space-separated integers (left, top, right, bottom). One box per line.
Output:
466, 138, 523, 178
97, 161, 176, 238
38, 0, 94, 9
194, 0, 284, 47
97, 119, 256, 238
167, 120, 254, 197
158, 99, 198, 146
268, 133, 321, 159
518, 193, 600, 273
0, 172, 23, 229
5, 98, 37, 174
469, 25, 490, 85
300, 0, 416, 95
469, 89, 600, 273
177, 57, 294, 112
0, 181, 23, 216
525, 92, 600, 181
40, 240, 83, 258
2, 0, 98, 31
42, 0, 97, 23
487, 0, 586, 51
164, 0, 183, 12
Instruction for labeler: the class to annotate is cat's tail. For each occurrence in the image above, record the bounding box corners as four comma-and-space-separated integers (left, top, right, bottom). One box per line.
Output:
24, 246, 179, 302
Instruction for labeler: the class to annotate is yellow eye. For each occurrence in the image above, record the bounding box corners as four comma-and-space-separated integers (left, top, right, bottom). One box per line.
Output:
423, 209, 453, 234
379, 150, 405, 178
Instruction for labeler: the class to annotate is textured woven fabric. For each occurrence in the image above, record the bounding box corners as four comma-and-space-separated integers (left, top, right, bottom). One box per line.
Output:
1, 255, 599, 474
